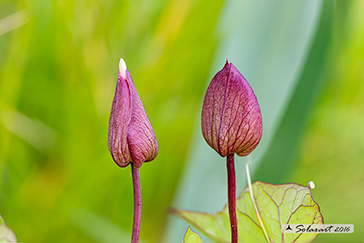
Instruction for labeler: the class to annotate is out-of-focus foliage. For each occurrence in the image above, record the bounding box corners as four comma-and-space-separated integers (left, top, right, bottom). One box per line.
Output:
253, 0, 334, 182
0, 0, 363, 242
289, 1, 364, 242
0, 0, 223, 242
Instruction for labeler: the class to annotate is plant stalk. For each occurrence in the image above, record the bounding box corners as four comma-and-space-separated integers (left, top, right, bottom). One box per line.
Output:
131, 164, 141, 243
227, 154, 238, 243
246, 159, 270, 242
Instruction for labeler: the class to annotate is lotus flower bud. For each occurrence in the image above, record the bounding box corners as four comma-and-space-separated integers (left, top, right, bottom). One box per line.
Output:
201, 60, 262, 157
108, 58, 158, 168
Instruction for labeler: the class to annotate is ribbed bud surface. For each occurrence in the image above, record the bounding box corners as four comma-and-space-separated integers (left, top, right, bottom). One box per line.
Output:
108, 58, 158, 168
201, 61, 262, 157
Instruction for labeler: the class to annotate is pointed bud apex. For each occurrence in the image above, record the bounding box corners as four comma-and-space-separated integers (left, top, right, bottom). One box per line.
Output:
119, 58, 127, 79
201, 61, 262, 157
108, 58, 158, 168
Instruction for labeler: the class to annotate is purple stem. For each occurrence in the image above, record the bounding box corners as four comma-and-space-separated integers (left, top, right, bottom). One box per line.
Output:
227, 154, 238, 243
131, 164, 141, 243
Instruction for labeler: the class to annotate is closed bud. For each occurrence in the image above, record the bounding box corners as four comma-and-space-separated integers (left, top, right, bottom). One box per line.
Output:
108, 58, 158, 168
201, 60, 262, 157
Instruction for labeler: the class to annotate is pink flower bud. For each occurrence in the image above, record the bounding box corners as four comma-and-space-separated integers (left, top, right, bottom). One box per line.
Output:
108, 58, 158, 168
201, 60, 262, 157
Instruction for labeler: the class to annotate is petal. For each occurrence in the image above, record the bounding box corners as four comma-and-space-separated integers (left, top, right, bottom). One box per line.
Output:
219, 63, 262, 157
108, 67, 133, 167
201, 62, 229, 155
108, 58, 158, 168
126, 69, 159, 168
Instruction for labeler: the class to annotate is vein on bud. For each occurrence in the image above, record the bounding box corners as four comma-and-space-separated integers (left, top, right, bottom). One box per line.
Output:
201, 61, 262, 158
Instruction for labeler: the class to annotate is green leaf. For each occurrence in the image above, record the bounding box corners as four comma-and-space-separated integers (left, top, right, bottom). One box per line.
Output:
253, 0, 335, 184
0, 215, 17, 243
183, 226, 204, 243
173, 181, 323, 243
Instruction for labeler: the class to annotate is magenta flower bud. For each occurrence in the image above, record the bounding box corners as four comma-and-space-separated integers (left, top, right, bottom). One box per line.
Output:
108, 58, 158, 168
201, 60, 262, 157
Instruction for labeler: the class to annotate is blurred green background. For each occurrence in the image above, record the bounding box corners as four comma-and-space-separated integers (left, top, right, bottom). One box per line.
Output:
0, 0, 363, 242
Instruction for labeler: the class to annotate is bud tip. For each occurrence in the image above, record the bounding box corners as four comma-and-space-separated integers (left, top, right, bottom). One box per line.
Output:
224, 59, 229, 67
119, 58, 127, 79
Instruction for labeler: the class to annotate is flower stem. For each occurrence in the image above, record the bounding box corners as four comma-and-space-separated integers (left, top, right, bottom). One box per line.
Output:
131, 164, 141, 243
227, 154, 238, 243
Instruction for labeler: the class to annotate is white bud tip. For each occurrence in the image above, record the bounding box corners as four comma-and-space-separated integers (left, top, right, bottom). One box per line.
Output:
308, 181, 315, 189
119, 58, 127, 79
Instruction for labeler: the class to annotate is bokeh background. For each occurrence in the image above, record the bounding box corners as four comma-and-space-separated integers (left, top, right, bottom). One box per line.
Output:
0, 0, 363, 242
